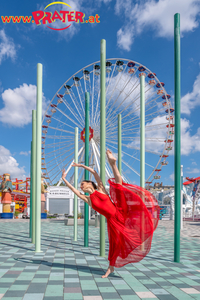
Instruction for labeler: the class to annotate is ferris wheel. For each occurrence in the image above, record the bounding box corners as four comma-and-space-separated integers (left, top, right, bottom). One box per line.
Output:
41, 59, 174, 187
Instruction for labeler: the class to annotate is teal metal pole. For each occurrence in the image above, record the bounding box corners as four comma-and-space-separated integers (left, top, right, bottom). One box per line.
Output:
84, 92, 89, 247
35, 63, 43, 252
32, 110, 36, 244
118, 114, 122, 175
174, 13, 181, 263
74, 127, 78, 241
140, 74, 145, 188
100, 39, 106, 257
29, 141, 33, 238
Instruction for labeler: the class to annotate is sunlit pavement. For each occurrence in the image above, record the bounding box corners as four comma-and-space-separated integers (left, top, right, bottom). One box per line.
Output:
0, 219, 200, 300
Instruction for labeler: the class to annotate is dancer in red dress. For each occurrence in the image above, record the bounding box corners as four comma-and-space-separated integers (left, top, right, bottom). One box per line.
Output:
62, 150, 159, 278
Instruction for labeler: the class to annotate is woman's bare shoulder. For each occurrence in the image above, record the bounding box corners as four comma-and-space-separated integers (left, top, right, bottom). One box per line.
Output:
97, 188, 109, 196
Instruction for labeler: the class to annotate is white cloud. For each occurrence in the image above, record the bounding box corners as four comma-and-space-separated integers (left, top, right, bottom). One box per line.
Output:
192, 161, 197, 166
181, 119, 200, 155
0, 145, 25, 178
20, 151, 30, 156
0, 29, 18, 64
0, 83, 49, 127
170, 173, 174, 181
186, 168, 200, 174
117, 24, 135, 51
115, 0, 200, 51
127, 116, 200, 156
181, 73, 200, 115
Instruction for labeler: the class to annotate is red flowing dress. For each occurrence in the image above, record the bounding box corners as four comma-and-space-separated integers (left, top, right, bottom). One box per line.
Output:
90, 179, 160, 268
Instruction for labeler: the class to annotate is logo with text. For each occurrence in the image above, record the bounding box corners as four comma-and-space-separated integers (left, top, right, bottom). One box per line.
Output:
1, 1, 100, 30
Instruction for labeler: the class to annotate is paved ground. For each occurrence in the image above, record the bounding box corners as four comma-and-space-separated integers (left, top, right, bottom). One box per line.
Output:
0, 220, 200, 300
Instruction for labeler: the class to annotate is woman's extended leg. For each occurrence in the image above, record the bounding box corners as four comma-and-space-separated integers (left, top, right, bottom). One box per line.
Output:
102, 265, 114, 278
106, 150, 122, 185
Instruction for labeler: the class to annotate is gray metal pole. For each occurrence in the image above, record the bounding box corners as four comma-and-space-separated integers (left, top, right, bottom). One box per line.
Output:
74, 127, 78, 241
35, 63, 43, 252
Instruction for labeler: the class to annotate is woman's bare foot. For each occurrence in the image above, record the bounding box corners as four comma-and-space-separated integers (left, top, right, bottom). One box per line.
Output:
102, 265, 114, 278
106, 149, 117, 165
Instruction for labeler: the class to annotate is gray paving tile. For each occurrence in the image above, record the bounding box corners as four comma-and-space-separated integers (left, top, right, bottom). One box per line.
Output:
26, 284, 47, 293
82, 290, 101, 296
100, 293, 121, 299
4, 290, 26, 297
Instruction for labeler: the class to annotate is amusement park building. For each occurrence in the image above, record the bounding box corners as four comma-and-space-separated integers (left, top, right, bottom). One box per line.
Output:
46, 186, 94, 218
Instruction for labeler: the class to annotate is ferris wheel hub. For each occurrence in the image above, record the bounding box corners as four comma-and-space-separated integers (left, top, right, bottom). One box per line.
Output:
80, 126, 94, 142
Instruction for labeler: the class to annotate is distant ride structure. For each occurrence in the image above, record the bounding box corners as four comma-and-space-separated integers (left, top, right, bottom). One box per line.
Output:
42, 59, 174, 187
183, 176, 200, 221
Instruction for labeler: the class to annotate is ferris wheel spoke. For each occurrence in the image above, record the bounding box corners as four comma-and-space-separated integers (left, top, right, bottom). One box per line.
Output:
55, 106, 82, 128
44, 147, 75, 163
83, 73, 91, 94
44, 140, 72, 149
95, 140, 117, 179
91, 140, 100, 174
121, 173, 130, 184
110, 86, 154, 123
44, 137, 74, 142
106, 126, 118, 135
127, 145, 161, 155
121, 94, 165, 122
120, 123, 168, 136
121, 137, 166, 142
44, 143, 74, 156
93, 92, 101, 128
47, 151, 74, 172
45, 126, 75, 135
62, 96, 85, 127
106, 62, 116, 95
112, 89, 159, 123
93, 140, 112, 178
78, 149, 86, 184
105, 64, 128, 110
107, 139, 161, 155
51, 116, 77, 131
106, 69, 143, 119
106, 142, 154, 168
56, 146, 84, 186
75, 84, 85, 115
89, 150, 94, 181
121, 158, 140, 177
106, 74, 140, 120
54, 158, 74, 185
92, 78, 101, 127
122, 113, 167, 131
68, 89, 85, 124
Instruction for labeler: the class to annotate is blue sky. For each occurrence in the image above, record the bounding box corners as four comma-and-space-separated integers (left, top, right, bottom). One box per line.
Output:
0, 0, 200, 186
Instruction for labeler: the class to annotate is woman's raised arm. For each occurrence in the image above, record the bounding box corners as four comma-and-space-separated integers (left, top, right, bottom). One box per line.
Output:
72, 163, 105, 192
61, 169, 91, 205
